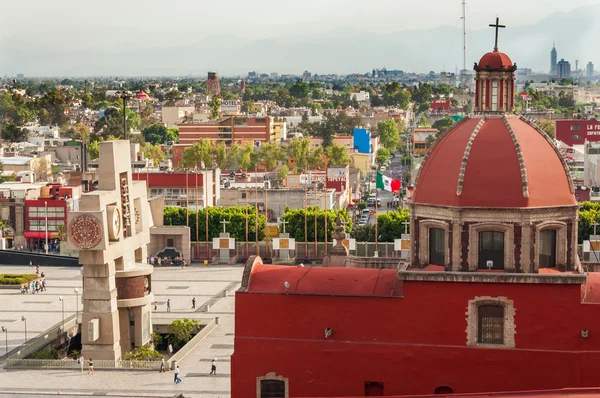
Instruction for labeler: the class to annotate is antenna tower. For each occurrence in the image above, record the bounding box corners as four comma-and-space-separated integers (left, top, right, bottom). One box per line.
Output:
462, 0, 467, 74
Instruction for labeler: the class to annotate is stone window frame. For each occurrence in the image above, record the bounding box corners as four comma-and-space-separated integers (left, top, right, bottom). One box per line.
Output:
534, 221, 567, 272
468, 223, 515, 271
256, 372, 289, 398
466, 296, 516, 348
418, 219, 450, 267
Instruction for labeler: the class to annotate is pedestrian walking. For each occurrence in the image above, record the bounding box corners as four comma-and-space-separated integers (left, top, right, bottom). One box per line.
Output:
168, 343, 173, 358
166, 299, 171, 312
174, 365, 182, 384
29, 260, 32, 269
210, 359, 217, 375
42, 280, 46, 291
88, 358, 94, 375
35, 265, 39, 275
160, 357, 166, 373
191, 297, 196, 309
78, 354, 85, 372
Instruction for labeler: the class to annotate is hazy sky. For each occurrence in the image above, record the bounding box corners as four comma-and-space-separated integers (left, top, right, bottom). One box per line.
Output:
1, 0, 598, 47
1, 0, 599, 76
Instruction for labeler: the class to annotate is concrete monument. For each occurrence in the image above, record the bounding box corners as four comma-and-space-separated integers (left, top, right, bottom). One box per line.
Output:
68, 141, 154, 360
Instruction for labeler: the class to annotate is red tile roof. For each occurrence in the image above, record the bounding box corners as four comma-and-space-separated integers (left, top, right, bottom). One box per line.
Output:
246, 263, 402, 297
413, 117, 575, 208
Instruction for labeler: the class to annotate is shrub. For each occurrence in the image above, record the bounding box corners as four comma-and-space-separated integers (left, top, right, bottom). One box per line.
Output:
167, 318, 201, 350
124, 344, 163, 361
28, 348, 59, 360
0, 274, 38, 285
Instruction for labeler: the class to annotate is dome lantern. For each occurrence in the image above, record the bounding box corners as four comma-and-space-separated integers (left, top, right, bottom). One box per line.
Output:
473, 18, 517, 114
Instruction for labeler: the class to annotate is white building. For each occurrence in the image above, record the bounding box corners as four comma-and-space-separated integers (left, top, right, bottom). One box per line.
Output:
350, 91, 371, 102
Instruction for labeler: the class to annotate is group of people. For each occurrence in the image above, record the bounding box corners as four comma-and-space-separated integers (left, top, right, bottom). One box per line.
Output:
76, 355, 94, 374
21, 279, 46, 294
147, 256, 187, 268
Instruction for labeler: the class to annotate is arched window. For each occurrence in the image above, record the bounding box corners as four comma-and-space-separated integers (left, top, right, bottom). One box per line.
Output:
539, 229, 557, 267
429, 228, 446, 266
478, 231, 504, 269
257, 373, 289, 398
467, 297, 515, 348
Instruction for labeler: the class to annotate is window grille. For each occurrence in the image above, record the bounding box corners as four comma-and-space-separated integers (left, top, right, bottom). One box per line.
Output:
260, 379, 285, 398
477, 304, 504, 345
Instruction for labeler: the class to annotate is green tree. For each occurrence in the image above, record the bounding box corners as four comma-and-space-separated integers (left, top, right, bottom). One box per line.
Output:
209, 95, 222, 120
286, 137, 311, 172
141, 143, 165, 167
375, 148, 391, 166
325, 142, 350, 165
181, 140, 213, 168
258, 142, 286, 170
1, 123, 27, 142
289, 81, 310, 99
214, 142, 240, 171
163, 90, 181, 107
167, 318, 201, 350
88, 139, 101, 160
280, 207, 352, 242
352, 224, 376, 242
307, 147, 325, 169
277, 164, 289, 186
377, 209, 410, 242
142, 123, 178, 145
94, 106, 140, 139
377, 119, 400, 150
63, 122, 91, 142
238, 143, 259, 170
431, 117, 455, 134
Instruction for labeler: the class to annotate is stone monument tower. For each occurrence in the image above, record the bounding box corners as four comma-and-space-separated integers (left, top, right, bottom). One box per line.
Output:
68, 141, 154, 360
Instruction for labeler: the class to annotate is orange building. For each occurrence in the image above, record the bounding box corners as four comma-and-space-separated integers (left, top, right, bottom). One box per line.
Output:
177, 116, 274, 146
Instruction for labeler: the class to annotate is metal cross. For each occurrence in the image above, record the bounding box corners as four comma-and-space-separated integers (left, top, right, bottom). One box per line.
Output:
280, 219, 289, 234
593, 223, 600, 236
220, 219, 230, 233
489, 17, 506, 52
402, 220, 410, 235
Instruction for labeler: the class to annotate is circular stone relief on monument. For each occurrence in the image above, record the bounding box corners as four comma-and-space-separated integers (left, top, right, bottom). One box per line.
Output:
69, 214, 103, 249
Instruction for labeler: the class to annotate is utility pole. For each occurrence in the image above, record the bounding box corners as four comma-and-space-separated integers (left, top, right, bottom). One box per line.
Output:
462, 0, 467, 75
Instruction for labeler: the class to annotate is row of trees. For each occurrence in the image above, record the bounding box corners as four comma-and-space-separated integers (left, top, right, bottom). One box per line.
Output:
163, 205, 412, 244
164, 206, 267, 242
180, 137, 351, 173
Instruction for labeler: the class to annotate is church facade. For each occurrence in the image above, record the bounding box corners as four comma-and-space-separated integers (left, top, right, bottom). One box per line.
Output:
232, 24, 600, 398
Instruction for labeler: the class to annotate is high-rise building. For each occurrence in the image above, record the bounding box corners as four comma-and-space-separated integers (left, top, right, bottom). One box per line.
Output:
557, 59, 571, 79
587, 62, 594, 78
550, 43, 557, 75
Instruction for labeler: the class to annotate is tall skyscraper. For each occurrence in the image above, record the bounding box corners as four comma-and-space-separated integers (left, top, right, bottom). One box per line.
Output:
557, 59, 571, 79
550, 43, 557, 75
587, 62, 595, 78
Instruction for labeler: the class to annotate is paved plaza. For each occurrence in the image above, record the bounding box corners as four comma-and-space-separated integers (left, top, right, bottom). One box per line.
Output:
0, 263, 243, 398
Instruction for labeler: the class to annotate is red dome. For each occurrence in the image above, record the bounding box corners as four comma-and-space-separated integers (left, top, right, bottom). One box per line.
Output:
478, 51, 513, 70
413, 117, 575, 208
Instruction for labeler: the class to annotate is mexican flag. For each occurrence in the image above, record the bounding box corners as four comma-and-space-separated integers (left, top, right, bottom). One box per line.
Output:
376, 172, 401, 193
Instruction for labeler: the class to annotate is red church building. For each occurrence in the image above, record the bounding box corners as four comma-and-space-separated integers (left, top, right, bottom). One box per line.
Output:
232, 24, 600, 398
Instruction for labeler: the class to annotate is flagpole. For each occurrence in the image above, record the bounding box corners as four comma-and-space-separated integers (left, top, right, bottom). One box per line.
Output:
314, 180, 318, 258
255, 164, 259, 256
304, 183, 308, 260
205, 171, 209, 259
185, 169, 189, 227
375, 186, 379, 256
245, 168, 249, 260
195, 170, 199, 259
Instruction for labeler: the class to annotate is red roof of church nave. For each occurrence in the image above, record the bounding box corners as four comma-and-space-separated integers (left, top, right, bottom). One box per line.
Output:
478, 51, 513, 69
412, 117, 576, 208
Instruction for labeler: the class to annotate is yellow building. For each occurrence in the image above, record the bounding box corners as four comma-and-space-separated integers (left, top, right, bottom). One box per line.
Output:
349, 153, 372, 175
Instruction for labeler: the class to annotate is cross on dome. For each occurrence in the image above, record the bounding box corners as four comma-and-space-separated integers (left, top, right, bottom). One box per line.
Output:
489, 17, 506, 52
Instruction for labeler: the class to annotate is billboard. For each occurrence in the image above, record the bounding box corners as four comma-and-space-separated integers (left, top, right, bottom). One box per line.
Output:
221, 100, 241, 114
556, 120, 600, 146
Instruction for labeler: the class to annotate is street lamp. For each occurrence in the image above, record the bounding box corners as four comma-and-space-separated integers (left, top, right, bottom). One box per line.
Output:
1, 326, 7, 357
21, 316, 27, 343
115, 90, 133, 140
74, 288, 79, 322
58, 296, 64, 331
44, 201, 48, 254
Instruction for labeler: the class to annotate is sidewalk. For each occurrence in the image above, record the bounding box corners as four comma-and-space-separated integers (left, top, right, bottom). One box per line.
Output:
0, 264, 242, 398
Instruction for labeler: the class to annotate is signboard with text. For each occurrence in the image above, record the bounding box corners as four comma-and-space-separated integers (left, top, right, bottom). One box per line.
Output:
556, 120, 600, 146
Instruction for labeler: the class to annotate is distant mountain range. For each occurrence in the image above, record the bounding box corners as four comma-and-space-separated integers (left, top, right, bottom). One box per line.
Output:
2, 4, 599, 77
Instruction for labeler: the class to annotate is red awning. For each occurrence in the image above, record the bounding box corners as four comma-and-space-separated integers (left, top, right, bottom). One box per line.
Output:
24, 232, 59, 239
